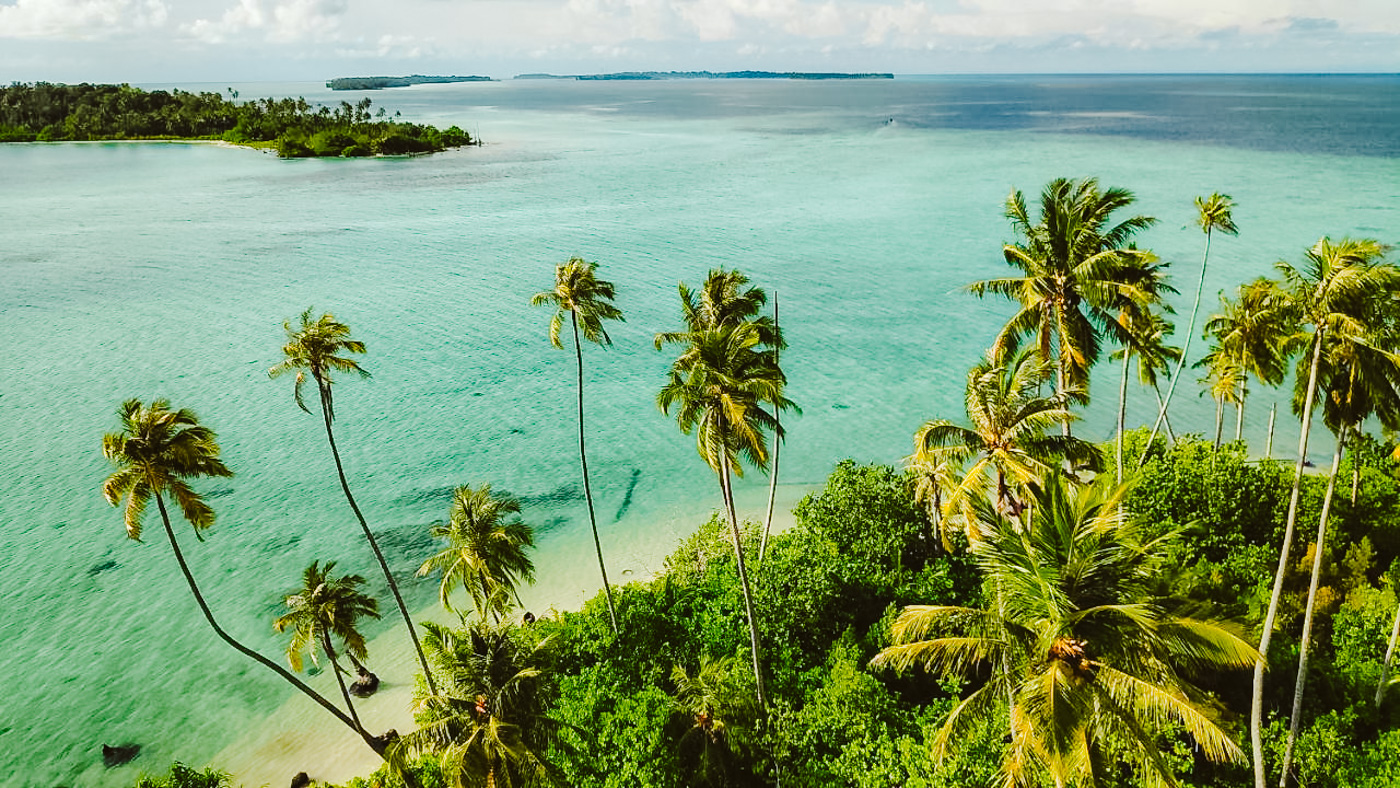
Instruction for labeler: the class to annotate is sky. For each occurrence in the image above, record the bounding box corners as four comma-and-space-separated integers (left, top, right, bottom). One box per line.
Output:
1, 0, 1398, 82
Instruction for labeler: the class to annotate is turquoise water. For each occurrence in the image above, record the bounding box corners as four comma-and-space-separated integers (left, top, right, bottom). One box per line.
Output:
1, 76, 1397, 785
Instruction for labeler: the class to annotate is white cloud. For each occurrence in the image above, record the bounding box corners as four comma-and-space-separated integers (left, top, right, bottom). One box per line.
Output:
184, 0, 347, 44
0, 0, 167, 39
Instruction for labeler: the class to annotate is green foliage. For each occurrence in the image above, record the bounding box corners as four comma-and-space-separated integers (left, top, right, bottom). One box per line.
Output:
130, 763, 233, 788
547, 664, 681, 788
0, 82, 473, 157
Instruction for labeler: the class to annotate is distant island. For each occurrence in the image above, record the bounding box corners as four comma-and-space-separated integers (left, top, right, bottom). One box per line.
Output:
0, 82, 475, 158
514, 70, 894, 81
327, 75, 494, 90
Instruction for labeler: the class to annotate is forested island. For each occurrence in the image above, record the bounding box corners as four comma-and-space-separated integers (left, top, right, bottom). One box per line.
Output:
326, 75, 493, 90
110, 179, 1400, 788
0, 82, 474, 157
515, 70, 894, 80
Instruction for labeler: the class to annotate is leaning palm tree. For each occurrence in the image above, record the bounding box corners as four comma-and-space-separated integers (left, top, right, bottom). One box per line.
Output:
274, 560, 382, 734
531, 257, 624, 636
419, 483, 536, 623
391, 620, 559, 788
657, 319, 795, 711
269, 308, 436, 694
912, 346, 1101, 547
969, 177, 1159, 436
101, 399, 386, 753
872, 473, 1260, 788
1249, 237, 1399, 788
1279, 312, 1400, 785
1143, 192, 1239, 455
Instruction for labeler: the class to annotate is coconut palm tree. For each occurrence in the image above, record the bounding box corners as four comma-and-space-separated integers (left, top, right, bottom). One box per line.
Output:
657, 318, 794, 711
968, 177, 1158, 436
274, 560, 382, 733
531, 257, 624, 636
101, 399, 382, 751
872, 472, 1260, 788
1203, 278, 1294, 445
1144, 193, 1239, 454
391, 619, 558, 788
1278, 313, 1400, 786
269, 308, 437, 694
1198, 348, 1245, 451
672, 655, 759, 787
1249, 237, 1398, 788
419, 484, 536, 623
912, 346, 1101, 547
1112, 310, 1180, 480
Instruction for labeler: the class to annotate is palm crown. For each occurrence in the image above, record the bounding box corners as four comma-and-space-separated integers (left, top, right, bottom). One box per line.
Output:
419, 484, 537, 620
530, 256, 624, 349
102, 398, 234, 540
268, 307, 370, 420
274, 560, 381, 673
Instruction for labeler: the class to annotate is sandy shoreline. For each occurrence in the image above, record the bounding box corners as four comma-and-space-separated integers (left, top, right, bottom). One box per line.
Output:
212, 483, 811, 787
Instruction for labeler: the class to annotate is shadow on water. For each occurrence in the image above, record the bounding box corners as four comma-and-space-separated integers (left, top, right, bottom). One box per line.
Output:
612, 468, 642, 523
86, 558, 120, 576
517, 483, 582, 507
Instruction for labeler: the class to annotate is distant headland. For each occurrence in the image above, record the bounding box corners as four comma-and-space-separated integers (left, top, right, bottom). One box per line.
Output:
514, 70, 894, 81
326, 75, 494, 90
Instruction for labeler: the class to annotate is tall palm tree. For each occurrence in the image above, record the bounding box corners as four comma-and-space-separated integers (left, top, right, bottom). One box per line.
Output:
1249, 237, 1398, 788
419, 484, 536, 623
392, 620, 558, 788
531, 257, 624, 636
1279, 312, 1400, 786
274, 560, 382, 733
657, 318, 794, 711
1198, 348, 1245, 451
101, 399, 379, 751
1203, 278, 1293, 446
912, 346, 1101, 547
872, 473, 1260, 788
269, 308, 437, 694
759, 291, 783, 564
969, 177, 1158, 436
1112, 311, 1180, 478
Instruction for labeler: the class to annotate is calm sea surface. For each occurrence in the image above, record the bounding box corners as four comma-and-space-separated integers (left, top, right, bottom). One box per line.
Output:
1, 75, 1397, 785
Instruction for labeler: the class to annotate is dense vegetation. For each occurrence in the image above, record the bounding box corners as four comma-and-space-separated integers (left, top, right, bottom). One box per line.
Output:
107, 177, 1400, 788
0, 82, 473, 157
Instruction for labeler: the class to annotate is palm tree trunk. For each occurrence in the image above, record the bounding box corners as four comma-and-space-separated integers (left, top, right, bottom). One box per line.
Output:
1252, 330, 1325, 788
1142, 227, 1213, 463
1236, 393, 1246, 444
1056, 343, 1071, 439
1267, 402, 1277, 460
323, 633, 364, 733
1152, 384, 1178, 443
1378, 601, 1400, 705
152, 492, 378, 750
760, 291, 781, 564
571, 312, 618, 635
719, 455, 768, 711
1117, 349, 1130, 484
1280, 424, 1347, 786
1214, 397, 1224, 451
318, 384, 438, 696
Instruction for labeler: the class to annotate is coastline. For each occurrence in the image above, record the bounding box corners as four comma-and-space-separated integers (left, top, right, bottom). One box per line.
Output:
212, 482, 813, 787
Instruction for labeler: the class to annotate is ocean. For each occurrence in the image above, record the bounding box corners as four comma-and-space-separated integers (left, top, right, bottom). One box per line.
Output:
1, 74, 1397, 786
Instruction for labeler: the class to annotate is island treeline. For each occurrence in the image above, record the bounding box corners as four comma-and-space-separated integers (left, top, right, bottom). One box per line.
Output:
326, 75, 493, 90
0, 82, 474, 157
102, 179, 1400, 788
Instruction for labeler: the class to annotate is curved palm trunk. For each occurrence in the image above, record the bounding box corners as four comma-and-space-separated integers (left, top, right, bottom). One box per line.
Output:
1143, 228, 1213, 462
1214, 397, 1224, 451
1252, 330, 1324, 788
571, 312, 618, 635
719, 454, 768, 711
1236, 392, 1246, 444
322, 632, 364, 733
152, 493, 381, 752
760, 291, 781, 564
1280, 424, 1347, 785
1116, 349, 1130, 484
1378, 602, 1400, 704
317, 384, 438, 696
1152, 384, 1178, 443
1266, 402, 1277, 460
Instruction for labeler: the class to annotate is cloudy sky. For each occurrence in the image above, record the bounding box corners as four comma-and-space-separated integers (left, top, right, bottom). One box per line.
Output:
1, 0, 1398, 82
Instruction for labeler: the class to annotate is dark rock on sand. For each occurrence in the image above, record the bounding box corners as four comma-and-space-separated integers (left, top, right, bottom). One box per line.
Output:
350, 670, 380, 697
290, 772, 311, 788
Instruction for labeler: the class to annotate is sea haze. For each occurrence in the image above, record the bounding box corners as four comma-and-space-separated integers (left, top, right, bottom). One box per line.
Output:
0, 75, 1396, 786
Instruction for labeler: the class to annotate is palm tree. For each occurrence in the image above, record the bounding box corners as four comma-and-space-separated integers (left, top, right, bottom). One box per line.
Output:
672, 655, 758, 787
1112, 310, 1181, 480
759, 290, 783, 564
269, 308, 437, 694
101, 399, 381, 751
419, 484, 536, 623
872, 473, 1260, 788
1279, 311, 1400, 785
392, 620, 558, 788
969, 177, 1158, 436
531, 257, 624, 636
274, 560, 382, 733
1203, 278, 1293, 446
657, 318, 794, 711
1198, 347, 1245, 451
912, 346, 1101, 547
1380, 601, 1400, 705
1144, 192, 1239, 455
1249, 237, 1398, 788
